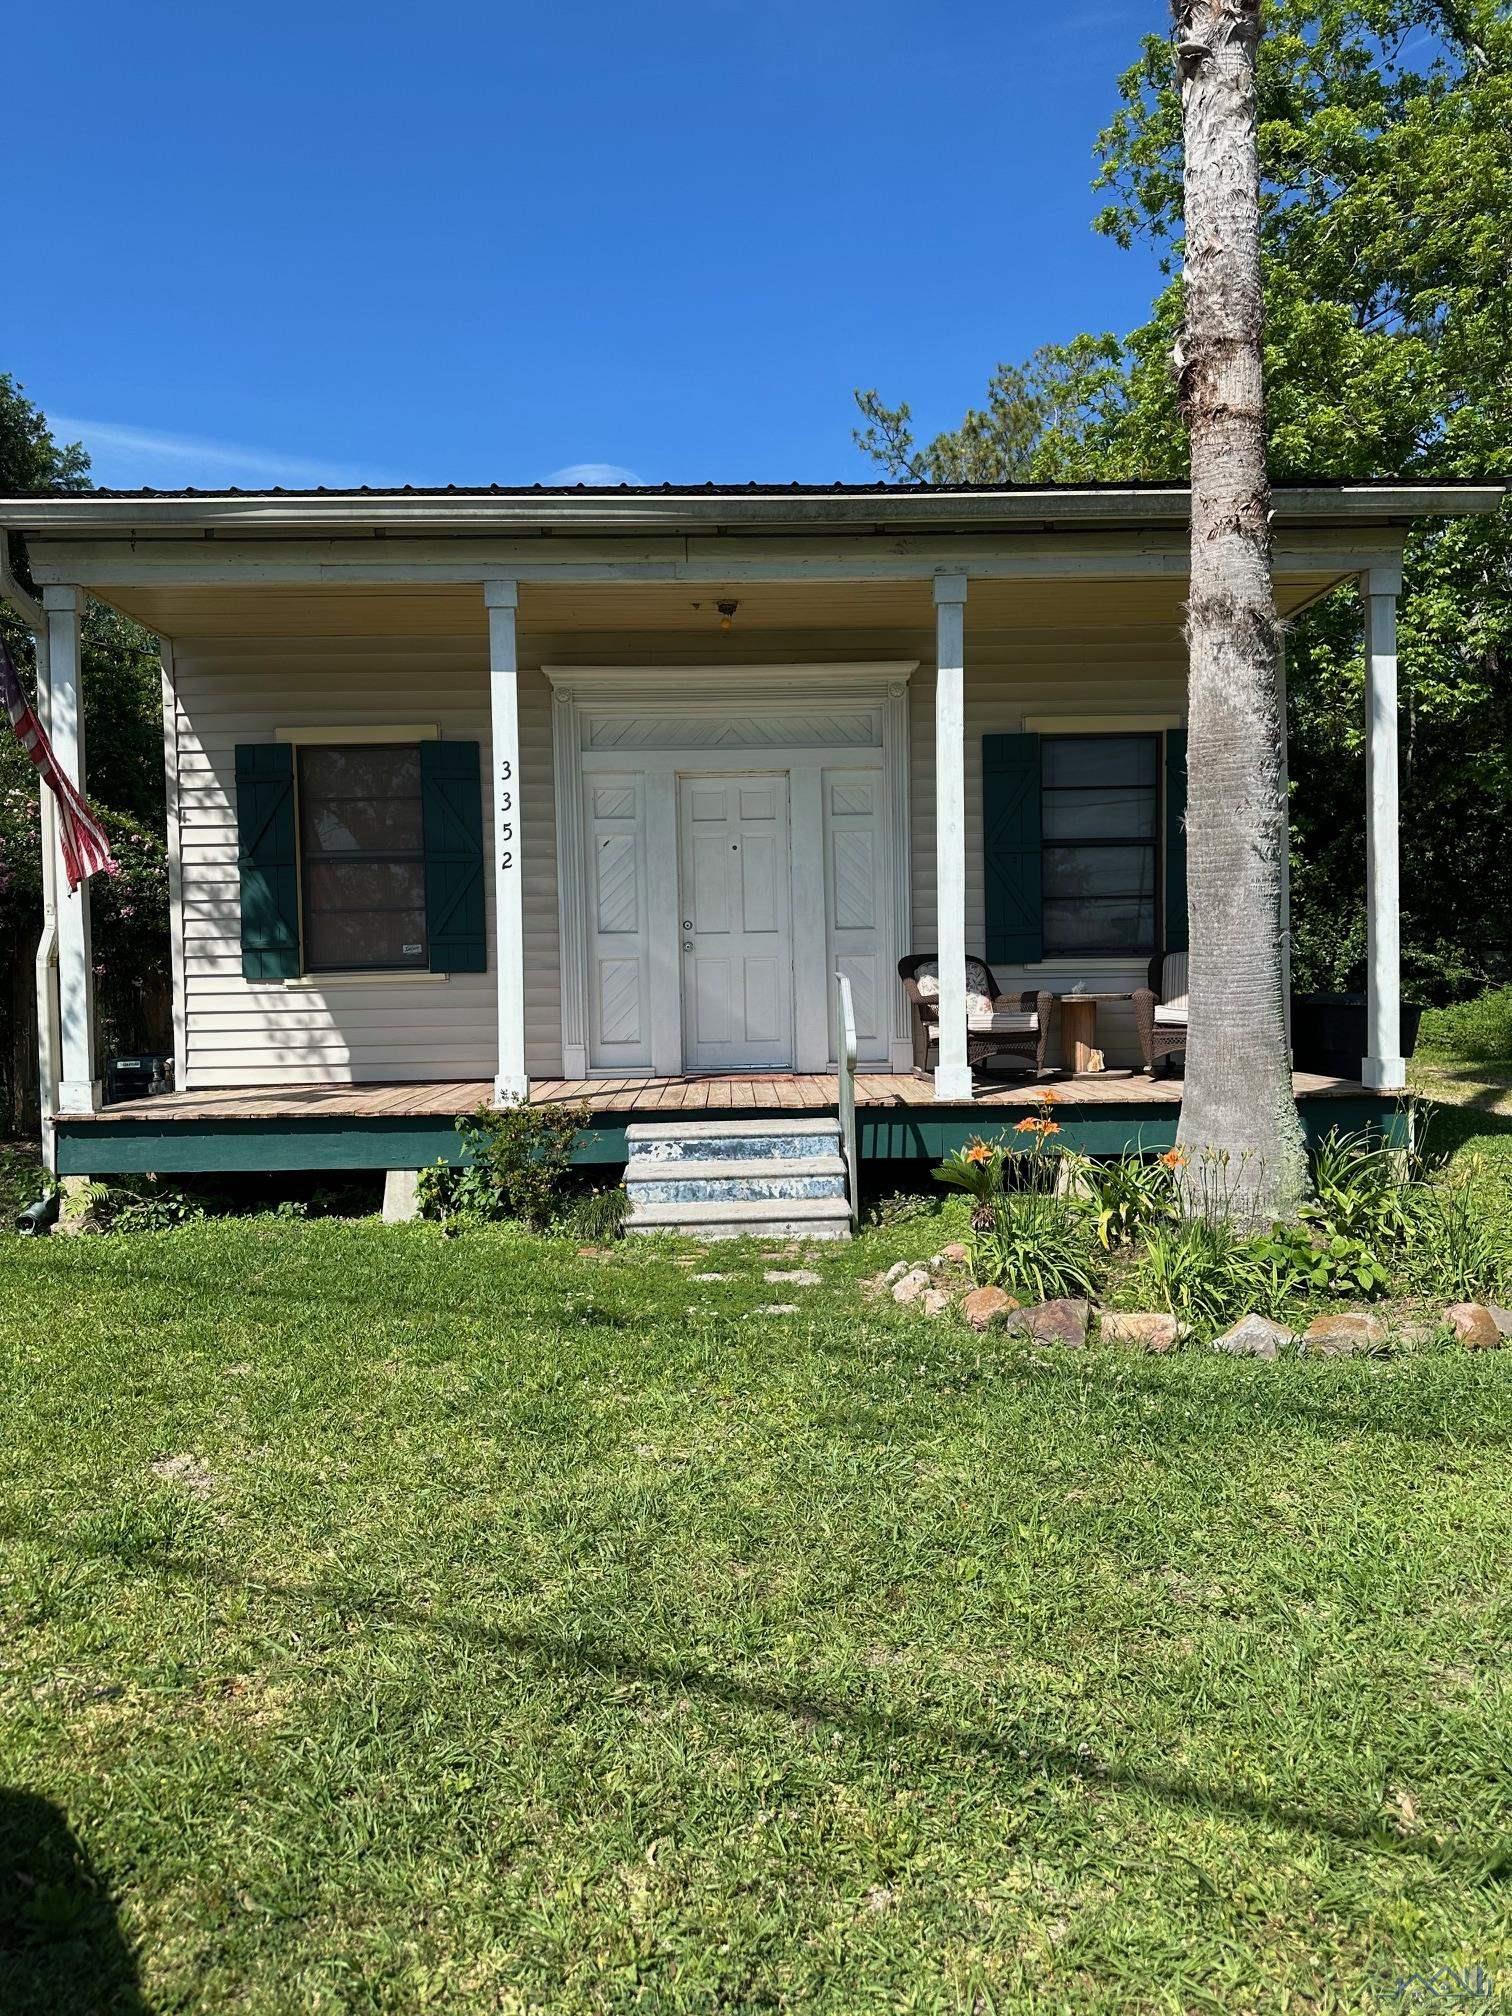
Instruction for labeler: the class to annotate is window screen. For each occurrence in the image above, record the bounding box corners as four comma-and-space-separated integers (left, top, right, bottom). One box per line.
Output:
1040, 735, 1158, 956
297, 745, 428, 973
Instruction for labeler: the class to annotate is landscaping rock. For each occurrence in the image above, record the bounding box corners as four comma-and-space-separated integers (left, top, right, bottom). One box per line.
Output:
1488, 1305, 1512, 1339
1301, 1310, 1388, 1356
892, 1269, 932, 1307
883, 1260, 914, 1286
1009, 1298, 1090, 1346
941, 1242, 970, 1266
920, 1288, 952, 1318
1213, 1313, 1295, 1360
765, 1268, 821, 1286
1099, 1310, 1186, 1352
961, 1285, 1018, 1332
1443, 1302, 1503, 1348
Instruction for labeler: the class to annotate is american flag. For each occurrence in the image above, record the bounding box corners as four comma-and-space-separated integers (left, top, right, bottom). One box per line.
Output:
1, 633, 115, 891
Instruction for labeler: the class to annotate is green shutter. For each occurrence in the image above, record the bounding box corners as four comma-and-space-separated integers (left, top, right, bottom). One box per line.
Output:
421, 739, 487, 974
983, 732, 1042, 964
235, 743, 301, 980
1164, 727, 1188, 953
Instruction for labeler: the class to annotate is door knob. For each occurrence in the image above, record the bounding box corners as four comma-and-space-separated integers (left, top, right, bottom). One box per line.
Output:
682, 920, 692, 929
683, 941, 694, 952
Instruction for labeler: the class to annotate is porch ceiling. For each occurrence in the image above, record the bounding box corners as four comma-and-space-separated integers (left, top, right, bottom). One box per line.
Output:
96, 571, 1345, 643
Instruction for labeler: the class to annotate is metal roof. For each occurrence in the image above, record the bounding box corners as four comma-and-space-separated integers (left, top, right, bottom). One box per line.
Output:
0, 476, 1502, 537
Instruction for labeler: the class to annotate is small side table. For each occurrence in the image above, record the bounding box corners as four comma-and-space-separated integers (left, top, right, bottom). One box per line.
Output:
1056, 993, 1129, 1075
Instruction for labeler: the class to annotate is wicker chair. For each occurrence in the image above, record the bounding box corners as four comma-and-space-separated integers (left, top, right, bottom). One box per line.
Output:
898, 954, 1053, 1078
1132, 950, 1189, 1076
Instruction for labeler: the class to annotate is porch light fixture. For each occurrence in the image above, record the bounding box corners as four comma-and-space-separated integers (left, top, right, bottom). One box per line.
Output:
717, 600, 739, 633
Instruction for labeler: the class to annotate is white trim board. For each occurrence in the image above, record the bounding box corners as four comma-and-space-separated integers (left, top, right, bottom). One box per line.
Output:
275, 723, 439, 744
550, 664, 916, 1077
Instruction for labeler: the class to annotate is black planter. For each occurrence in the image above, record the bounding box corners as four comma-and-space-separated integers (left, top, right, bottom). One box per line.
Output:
1290, 992, 1423, 1081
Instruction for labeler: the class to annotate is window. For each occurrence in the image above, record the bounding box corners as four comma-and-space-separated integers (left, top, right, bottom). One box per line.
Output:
297, 745, 428, 972
1040, 734, 1158, 957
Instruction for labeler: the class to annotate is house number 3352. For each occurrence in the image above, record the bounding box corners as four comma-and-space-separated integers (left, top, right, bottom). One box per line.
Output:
499, 758, 515, 869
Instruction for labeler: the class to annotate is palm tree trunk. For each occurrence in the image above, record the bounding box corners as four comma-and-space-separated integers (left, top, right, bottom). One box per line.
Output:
1172, 0, 1308, 1224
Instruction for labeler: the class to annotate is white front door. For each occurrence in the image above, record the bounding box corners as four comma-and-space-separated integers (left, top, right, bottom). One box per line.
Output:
678, 774, 794, 1071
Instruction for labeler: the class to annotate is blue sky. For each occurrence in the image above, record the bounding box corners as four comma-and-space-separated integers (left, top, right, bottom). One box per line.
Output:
12, 1, 1165, 490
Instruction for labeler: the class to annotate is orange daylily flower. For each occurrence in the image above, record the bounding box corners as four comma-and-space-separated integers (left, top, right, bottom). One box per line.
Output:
1034, 1086, 1060, 1105
1159, 1148, 1189, 1169
1014, 1117, 1041, 1134
1039, 1120, 1061, 1138
965, 1141, 993, 1163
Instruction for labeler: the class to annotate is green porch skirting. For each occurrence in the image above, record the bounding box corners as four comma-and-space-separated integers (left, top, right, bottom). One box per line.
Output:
55, 1096, 1407, 1178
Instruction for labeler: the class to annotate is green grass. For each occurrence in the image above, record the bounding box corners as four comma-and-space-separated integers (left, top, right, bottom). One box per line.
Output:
3, 1151, 1512, 2011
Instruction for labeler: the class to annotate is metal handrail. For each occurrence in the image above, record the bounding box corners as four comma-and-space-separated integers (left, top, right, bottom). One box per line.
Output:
834, 970, 859, 1228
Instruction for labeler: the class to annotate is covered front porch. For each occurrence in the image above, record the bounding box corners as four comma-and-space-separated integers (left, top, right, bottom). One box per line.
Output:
54, 1067, 1403, 1175
5, 478, 1494, 1175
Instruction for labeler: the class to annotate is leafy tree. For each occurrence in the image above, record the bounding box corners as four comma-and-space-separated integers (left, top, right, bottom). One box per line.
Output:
857, 1, 1512, 1002
0, 375, 168, 1134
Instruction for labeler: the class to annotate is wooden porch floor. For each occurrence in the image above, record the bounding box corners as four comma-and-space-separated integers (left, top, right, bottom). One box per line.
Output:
79, 1068, 1379, 1124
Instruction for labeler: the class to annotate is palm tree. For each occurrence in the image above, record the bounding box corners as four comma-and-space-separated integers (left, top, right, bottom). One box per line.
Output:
1171, 0, 1308, 1223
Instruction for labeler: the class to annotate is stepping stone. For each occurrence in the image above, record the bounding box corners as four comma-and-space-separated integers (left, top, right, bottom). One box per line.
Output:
765, 1268, 821, 1285
691, 1271, 732, 1282
755, 1303, 800, 1316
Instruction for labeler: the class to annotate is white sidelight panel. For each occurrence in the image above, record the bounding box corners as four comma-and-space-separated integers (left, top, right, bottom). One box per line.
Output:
677, 773, 794, 1070
823, 769, 889, 1064
1362, 564, 1404, 1090
486, 580, 528, 1103
932, 574, 972, 1100
42, 587, 97, 1115
586, 773, 653, 1070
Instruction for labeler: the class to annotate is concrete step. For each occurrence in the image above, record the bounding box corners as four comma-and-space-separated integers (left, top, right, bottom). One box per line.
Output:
626, 1117, 840, 1165
625, 1154, 847, 1206
624, 1193, 853, 1242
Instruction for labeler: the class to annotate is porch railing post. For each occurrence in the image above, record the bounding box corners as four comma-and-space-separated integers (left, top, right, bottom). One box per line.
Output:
486, 578, 529, 1105
932, 573, 972, 1101
1361, 562, 1404, 1091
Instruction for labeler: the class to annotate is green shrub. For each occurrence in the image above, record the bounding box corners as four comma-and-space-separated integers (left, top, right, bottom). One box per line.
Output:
1069, 1150, 1183, 1251
1305, 1127, 1417, 1251
417, 1100, 590, 1231
1133, 1218, 1258, 1332
969, 1193, 1100, 1303
1245, 1222, 1391, 1304
1417, 984, 1512, 1064
1404, 1183, 1507, 1303
559, 1185, 630, 1243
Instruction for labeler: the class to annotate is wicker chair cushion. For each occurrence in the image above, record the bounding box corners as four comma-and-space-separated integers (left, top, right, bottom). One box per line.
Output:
914, 958, 995, 1021
924, 1009, 1037, 1037
1153, 1004, 1189, 1026
1161, 952, 1189, 1016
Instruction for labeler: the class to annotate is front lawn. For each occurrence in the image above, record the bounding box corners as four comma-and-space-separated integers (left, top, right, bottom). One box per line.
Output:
3, 1152, 1511, 2009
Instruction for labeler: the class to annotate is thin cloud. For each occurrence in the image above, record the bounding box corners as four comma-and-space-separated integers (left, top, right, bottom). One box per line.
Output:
545, 461, 644, 487
51, 416, 383, 490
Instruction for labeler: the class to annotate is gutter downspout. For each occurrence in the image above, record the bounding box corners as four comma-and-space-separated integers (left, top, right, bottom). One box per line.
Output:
0, 536, 62, 1173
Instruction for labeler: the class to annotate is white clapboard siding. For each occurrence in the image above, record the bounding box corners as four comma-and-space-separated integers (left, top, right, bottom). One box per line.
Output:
172, 635, 559, 1087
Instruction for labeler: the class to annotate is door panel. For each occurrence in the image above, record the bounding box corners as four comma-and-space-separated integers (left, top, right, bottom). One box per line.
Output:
823, 767, 889, 1063
678, 774, 794, 1070
586, 772, 653, 1069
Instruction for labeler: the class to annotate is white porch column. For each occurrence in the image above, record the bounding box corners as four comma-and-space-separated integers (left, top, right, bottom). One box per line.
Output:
1362, 563, 1404, 1091
485, 579, 528, 1104
43, 587, 97, 1115
932, 573, 973, 1101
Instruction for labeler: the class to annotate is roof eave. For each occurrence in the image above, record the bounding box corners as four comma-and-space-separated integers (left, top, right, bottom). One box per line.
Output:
0, 481, 1502, 538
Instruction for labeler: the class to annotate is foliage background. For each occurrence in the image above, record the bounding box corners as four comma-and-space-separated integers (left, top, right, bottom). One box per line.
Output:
858, 0, 1512, 1004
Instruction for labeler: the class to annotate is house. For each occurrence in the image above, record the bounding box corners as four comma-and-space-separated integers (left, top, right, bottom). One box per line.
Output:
2, 479, 1502, 1217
